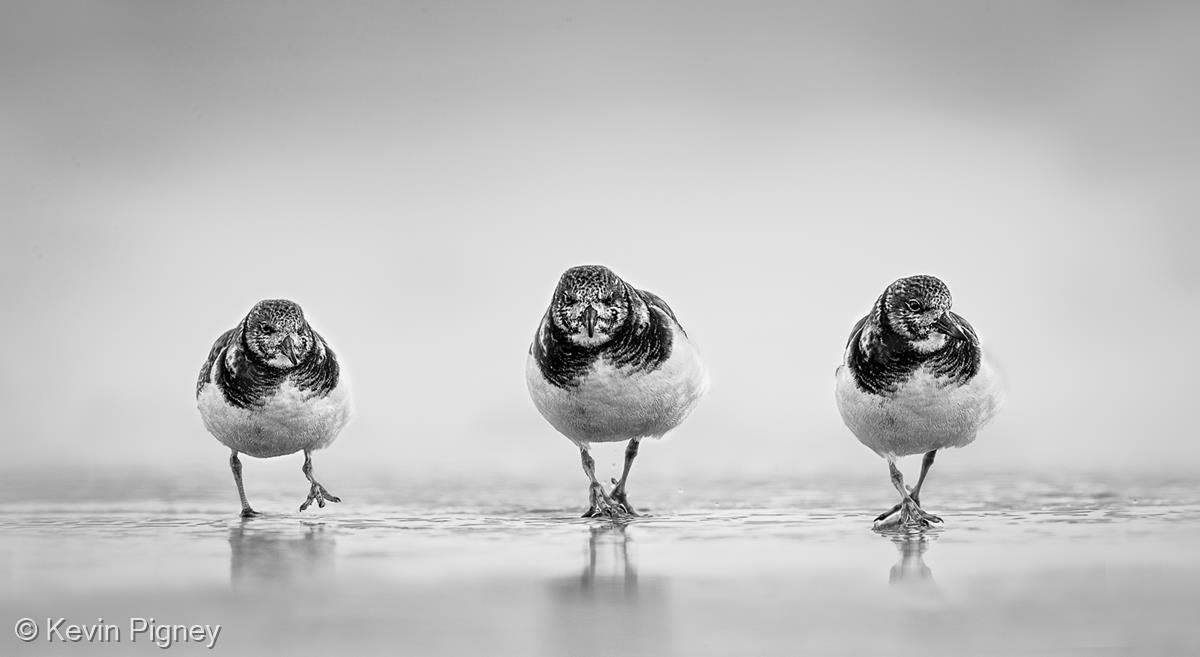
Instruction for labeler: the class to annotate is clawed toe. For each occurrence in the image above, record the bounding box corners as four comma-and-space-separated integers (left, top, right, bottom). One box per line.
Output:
240, 507, 260, 519
874, 503, 902, 523
583, 483, 611, 518
582, 503, 621, 518
873, 500, 941, 530
873, 489, 923, 523
582, 483, 635, 519
319, 485, 341, 504
581, 503, 634, 520
610, 491, 641, 518
299, 482, 341, 512
901, 502, 940, 528
873, 510, 904, 531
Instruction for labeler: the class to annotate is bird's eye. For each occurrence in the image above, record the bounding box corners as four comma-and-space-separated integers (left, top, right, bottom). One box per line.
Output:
259, 323, 275, 334
905, 300, 922, 312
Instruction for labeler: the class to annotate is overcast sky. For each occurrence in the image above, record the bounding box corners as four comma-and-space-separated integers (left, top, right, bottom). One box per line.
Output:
2, 2, 1197, 487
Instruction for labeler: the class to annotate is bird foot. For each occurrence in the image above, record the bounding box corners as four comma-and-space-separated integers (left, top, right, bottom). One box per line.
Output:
581, 483, 634, 519
872, 491, 922, 523
239, 507, 260, 519
873, 499, 941, 530
609, 481, 642, 517
299, 481, 341, 512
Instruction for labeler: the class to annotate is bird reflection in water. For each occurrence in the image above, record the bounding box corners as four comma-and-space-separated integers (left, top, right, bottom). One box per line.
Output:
881, 528, 939, 596
228, 520, 336, 589
545, 521, 670, 655
579, 521, 638, 593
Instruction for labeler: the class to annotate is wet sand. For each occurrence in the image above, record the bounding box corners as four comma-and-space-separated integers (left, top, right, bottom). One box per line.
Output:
3, 474, 1198, 655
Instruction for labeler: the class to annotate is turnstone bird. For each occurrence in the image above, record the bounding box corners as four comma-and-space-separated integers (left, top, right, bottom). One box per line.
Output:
196, 299, 351, 517
835, 275, 1002, 529
526, 265, 709, 518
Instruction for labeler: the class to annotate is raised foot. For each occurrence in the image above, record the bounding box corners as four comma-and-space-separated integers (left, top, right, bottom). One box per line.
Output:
299, 481, 341, 512
873, 499, 942, 530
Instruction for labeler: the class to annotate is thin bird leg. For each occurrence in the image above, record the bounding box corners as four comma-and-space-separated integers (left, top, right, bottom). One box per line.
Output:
877, 459, 942, 528
580, 446, 617, 518
888, 460, 916, 503
299, 449, 342, 512
911, 450, 937, 506
874, 450, 938, 521
230, 450, 258, 518
609, 438, 642, 516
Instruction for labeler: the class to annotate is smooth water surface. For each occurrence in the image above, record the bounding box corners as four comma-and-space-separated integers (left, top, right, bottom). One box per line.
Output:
3, 473, 1198, 655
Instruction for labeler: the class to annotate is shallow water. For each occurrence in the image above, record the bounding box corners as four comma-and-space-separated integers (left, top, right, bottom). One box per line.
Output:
2, 474, 1198, 656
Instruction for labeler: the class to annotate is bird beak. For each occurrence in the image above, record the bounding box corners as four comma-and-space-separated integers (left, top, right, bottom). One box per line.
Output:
282, 334, 301, 365
582, 306, 599, 338
933, 313, 968, 341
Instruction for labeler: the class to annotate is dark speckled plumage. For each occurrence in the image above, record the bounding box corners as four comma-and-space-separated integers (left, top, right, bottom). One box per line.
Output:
532, 280, 680, 389
196, 312, 341, 409
846, 280, 981, 396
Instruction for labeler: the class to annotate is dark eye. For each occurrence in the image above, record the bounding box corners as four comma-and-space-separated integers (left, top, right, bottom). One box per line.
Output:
259, 323, 275, 334
905, 300, 922, 312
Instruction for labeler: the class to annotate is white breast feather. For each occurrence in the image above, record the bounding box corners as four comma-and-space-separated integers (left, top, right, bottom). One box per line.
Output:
527, 322, 709, 445
198, 367, 353, 459
836, 359, 1002, 459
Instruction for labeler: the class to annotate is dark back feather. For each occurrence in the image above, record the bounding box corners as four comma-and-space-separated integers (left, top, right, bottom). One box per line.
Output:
197, 327, 341, 408
846, 299, 981, 395
532, 285, 679, 389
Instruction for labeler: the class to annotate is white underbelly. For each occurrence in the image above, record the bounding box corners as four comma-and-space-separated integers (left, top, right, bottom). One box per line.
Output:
835, 361, 1002, 459
197, 380, 353, 459
527, 333, 709, 445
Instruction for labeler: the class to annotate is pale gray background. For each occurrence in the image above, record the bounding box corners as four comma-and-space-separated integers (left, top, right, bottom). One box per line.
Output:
2, 2, 1197, 487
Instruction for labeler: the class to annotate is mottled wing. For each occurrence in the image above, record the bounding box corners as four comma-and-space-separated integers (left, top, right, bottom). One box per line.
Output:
531, 307, 597, 388
196, 327, 238, 397
636, 288, 683, 331
291, 330, 342, 397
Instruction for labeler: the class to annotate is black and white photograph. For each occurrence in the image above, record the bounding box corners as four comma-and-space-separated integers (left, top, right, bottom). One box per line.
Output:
2, 2, 1198, 655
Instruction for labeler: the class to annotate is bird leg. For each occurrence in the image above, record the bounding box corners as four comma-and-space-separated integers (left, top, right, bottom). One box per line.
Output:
875, 457, 942, 529
299, 450, 341, 512
580, 446, 624, 518
608, 438, 643, 517
230, 451, 258, 518
874, 450, 938, 522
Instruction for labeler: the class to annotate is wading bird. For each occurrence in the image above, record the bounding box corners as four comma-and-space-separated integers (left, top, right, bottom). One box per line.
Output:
197, 299, 350, 516
836, 275, 1001, 529
527, 265, 708, 518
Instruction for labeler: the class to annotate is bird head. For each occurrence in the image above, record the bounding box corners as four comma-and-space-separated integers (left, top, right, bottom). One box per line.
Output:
883, 275, 969, 348
550, 265, 632, 347
243, 299, 315, 369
